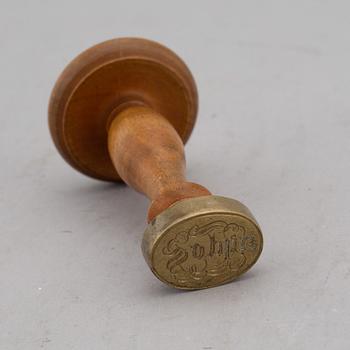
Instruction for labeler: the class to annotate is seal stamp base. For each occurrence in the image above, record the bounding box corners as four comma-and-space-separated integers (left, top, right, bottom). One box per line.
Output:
142, 195, 263, 290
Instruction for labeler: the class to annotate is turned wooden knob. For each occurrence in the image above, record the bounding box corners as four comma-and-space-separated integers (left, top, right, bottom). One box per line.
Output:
49, 38, 263, 290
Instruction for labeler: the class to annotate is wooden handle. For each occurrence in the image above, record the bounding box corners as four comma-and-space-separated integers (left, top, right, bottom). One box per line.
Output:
108, 105, 211, 222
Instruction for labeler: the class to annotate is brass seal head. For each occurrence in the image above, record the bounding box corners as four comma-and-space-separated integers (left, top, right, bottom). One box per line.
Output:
142, 196, 263, 290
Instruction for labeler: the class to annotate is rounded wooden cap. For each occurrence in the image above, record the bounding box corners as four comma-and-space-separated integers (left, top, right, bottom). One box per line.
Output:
142, 196, 263, 290
48, 38, 198, 181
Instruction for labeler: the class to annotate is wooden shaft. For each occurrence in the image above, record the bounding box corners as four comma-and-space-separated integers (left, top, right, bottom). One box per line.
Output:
108, 105, 211, 222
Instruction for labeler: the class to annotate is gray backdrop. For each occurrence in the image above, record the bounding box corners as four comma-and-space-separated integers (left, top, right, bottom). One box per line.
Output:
1, 1, 349, 349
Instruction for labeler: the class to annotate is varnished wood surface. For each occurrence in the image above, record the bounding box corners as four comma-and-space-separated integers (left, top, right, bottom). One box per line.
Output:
108, 106, 210, 221
48, 38, 198, 181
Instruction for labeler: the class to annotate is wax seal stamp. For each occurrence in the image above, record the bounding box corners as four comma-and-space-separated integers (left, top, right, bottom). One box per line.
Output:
143, 196, 262, 289
48, 37, 263, 289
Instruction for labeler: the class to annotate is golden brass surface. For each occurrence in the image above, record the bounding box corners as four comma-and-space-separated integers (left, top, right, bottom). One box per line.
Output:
142, 196, 263, 290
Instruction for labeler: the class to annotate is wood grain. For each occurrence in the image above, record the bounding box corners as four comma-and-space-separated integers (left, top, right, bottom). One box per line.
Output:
108, 105, 210, 221
48, 38, 198, 181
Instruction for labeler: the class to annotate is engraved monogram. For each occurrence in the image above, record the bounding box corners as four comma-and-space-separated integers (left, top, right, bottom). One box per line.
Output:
161, 221, 258, 284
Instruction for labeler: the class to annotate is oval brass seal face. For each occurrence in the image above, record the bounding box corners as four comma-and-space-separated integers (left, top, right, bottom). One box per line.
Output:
143, 196, 263, 290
